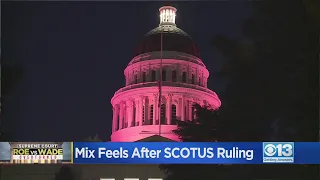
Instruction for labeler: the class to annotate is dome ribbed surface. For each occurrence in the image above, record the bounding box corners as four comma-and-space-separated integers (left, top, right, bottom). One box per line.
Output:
134, 25, 199, 57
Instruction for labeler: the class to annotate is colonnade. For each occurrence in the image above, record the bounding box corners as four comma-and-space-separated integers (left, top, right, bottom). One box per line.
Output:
112, 94, 200, 132
125, 64, 208, 88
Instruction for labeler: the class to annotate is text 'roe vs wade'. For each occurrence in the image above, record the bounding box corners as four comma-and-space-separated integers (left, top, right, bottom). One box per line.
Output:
75, 147, 254, 160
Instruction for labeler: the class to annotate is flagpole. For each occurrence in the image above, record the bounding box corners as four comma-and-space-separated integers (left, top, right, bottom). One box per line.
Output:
159, 28, 163, 136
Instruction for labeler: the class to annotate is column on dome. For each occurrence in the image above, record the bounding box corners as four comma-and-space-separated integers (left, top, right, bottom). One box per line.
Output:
125, 72, 128, 86
112, 107, 116, 132
135, 99, 139, 126
187, 64, 190, 84
139, 66, 142, 83
166, 94, 172, 125
124, 103, 128, 128
128, 100, 134, 127
147, 65, 152, 82
176, 97, 181, 120
187, 99, 191, 121
148, 97, 152, 124
184, 99, 188, 121
153, 94, 158, 125
144, 97, 149, 125
129, 72, 132, 85
176, 65, 180, 82
128, 71, 131, 85
179, 66, 184, 83
119, 102, 124, 129
203, 100, 208, 106
138, 96, 144, 126
188, 100, 192, 121
195, 67, 198, 85
198, 73, 202, 86
124, 104, 128, 128
131, 70, 134, 85
125, 100, 130, 128
204, 78, 208, 88
181, 96, 185, 121
114, 104, 120, 131
198, 99, 203, 107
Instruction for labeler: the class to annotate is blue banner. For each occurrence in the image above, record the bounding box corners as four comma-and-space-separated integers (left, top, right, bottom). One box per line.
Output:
73, 142, 320, 164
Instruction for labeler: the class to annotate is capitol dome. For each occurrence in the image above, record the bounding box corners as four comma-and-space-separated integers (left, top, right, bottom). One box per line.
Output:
110, 6, 221, 142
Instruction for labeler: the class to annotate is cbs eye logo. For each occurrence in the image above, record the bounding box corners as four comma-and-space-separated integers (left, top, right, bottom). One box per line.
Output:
263, 143, 293, 157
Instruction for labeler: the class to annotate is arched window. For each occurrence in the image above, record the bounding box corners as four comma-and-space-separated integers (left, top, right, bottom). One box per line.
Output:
160, 104, 166, 124
171, 104, 177, 125
142, 72, 146, 82
134, 74, 138, 84
150, 105, 154, 125
172, 70, 177, 82
162, 70, 166, 81
182, 72, 187, 83
191, 74, 195, 84
151, 70, 156, 81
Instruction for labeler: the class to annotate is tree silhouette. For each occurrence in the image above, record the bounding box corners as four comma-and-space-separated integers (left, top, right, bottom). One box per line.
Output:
173, 104, 223, 142
212, 0, 319, 179
212, 0, 318, 143
54, 165, 74, 180
160, 104, 225, 180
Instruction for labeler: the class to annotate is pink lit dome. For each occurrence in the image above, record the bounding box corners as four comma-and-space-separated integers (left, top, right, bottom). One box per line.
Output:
110, 6, 221, 142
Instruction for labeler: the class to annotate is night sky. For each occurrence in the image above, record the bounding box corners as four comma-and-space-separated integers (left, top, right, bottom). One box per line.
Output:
2, 2, 251, 141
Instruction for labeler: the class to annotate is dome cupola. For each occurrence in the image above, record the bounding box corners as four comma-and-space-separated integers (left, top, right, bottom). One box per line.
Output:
134, 6, 199, 57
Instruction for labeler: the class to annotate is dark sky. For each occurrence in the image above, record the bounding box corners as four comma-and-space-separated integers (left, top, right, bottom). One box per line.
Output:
2, 2, 252, 141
